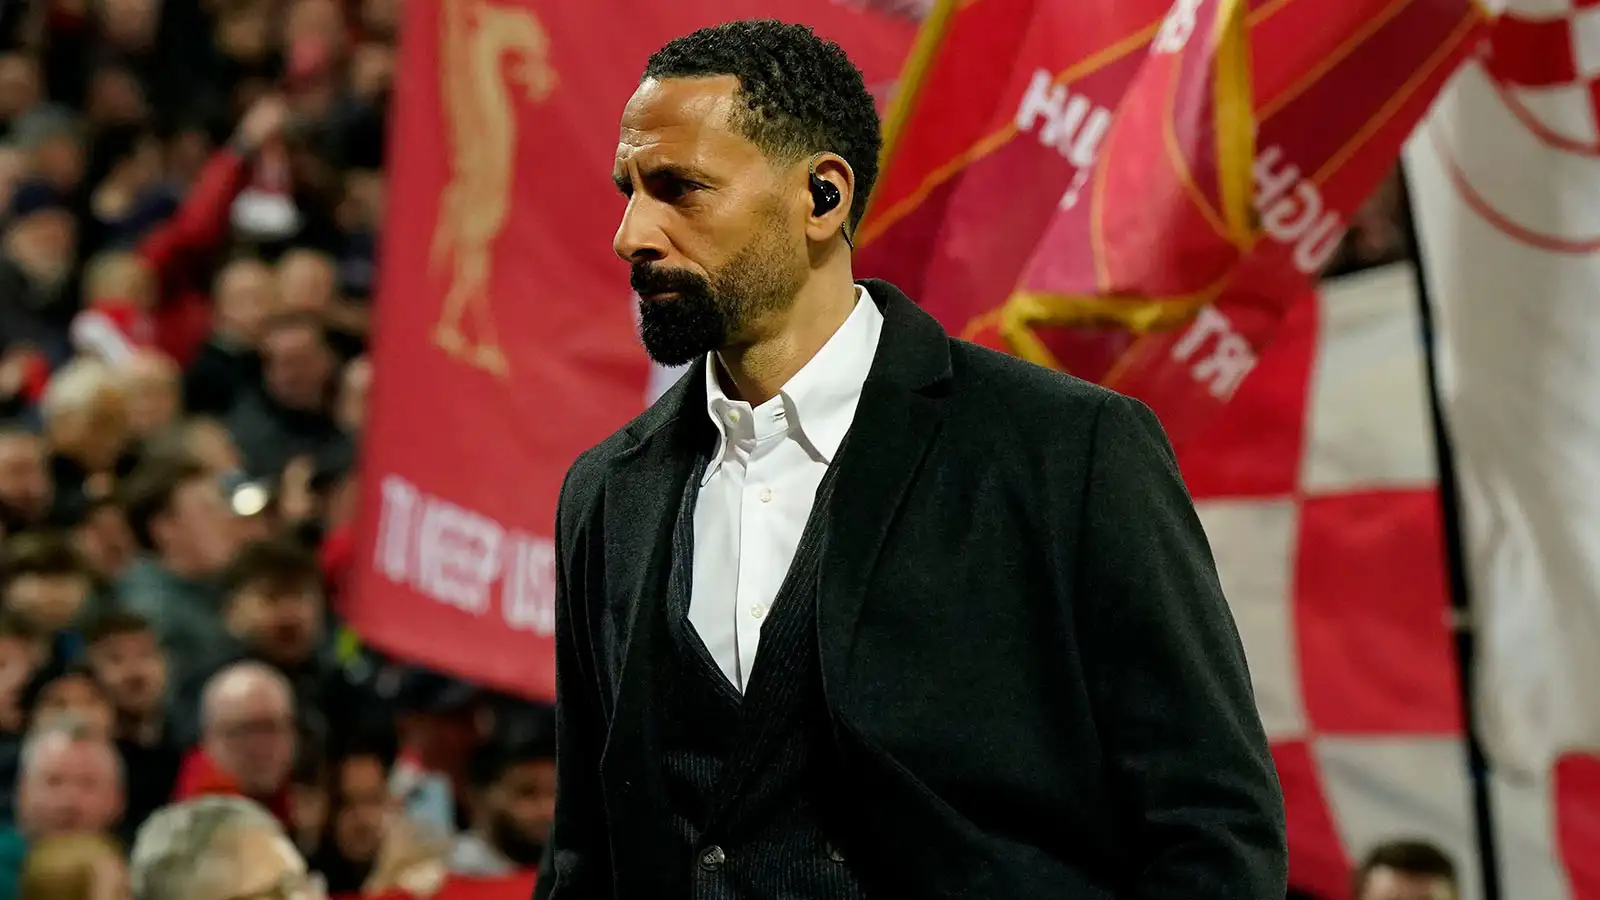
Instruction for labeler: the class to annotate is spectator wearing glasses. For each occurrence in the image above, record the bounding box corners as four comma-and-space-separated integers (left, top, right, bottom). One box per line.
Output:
175, 662, 297, 829
131, 796, 324, 900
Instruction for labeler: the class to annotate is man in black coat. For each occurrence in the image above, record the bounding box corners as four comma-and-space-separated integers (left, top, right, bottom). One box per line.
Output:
543, 19, 1286, 900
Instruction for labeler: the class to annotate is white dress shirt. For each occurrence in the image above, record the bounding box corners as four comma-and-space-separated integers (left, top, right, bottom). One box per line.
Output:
690, 286, 884, 692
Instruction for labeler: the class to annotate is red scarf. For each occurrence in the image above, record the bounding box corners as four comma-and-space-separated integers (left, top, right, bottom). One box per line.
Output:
173, 747, 294, 827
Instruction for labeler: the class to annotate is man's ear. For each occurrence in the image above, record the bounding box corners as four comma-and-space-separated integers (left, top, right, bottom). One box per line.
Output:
804, 152, 855, 245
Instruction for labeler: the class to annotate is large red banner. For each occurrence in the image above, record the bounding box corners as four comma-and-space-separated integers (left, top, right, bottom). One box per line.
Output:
857, 0, 1487, 442
349, 0, 915, 700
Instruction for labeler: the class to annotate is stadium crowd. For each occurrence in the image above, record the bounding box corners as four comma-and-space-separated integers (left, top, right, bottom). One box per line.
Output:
0, 0, 1459, 896
0, 0, 554, 896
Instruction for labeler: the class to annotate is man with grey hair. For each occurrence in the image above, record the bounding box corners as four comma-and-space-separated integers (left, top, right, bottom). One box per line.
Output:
131, 795, 324, 900
0, 716, 124, 896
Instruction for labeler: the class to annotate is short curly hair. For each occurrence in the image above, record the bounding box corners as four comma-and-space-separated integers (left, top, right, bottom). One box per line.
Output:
642, 19, 882, 231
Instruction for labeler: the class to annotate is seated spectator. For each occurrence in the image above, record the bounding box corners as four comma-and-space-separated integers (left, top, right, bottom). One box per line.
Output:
115, 454, 237, 686
0, 427, 51, 533
177, 537, 368, 750
131, 796, 321, 900
175, 662, 297, 828
0, 718, 125, 897
226, 311, 344, 480
82, 611, 180, 843
40, 359, 135, 522
309, 733, 397, 894
21, 661, 116, 740
1355, 839, 1458, 900
450, 726, 554, 876
18, 832, 127, 900
0, 531, 95, 644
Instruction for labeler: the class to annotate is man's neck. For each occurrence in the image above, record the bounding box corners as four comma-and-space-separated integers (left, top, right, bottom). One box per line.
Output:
717, 274, 858, 405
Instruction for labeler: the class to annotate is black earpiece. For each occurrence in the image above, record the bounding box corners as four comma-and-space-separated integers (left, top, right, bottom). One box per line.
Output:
809, 166, 841, 216
808, 156, 854, 249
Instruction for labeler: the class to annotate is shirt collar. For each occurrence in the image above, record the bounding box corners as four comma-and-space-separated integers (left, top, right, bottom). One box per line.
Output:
703, 284, 882, 474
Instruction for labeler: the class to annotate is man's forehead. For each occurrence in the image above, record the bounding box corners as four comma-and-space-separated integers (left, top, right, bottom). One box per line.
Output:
616, 75, 752, 166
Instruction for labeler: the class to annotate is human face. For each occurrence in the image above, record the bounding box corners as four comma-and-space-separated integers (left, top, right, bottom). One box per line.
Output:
226, 581, 322, 666
0, 432, 50, 525
207, 687, 297, 798
333, 755, 390, 864
261, 325, 333, 413
86, 628, 166, 719
4, 572, 90, 632
33, 675, 115, 739
16, 735, 122, 838
159, 477, 238, 575
486, 760, 555, 867
613, 76, 809, 366
1360, 867, 1456, 900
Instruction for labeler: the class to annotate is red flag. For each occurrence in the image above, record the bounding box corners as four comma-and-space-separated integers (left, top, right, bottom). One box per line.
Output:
860, 0, 1488, 442
350, 0, 915, 701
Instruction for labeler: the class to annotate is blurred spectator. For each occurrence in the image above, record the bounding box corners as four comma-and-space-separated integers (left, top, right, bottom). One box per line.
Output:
0, 426, 51, 533
390, 672, 491, 837
176, 661, 296, 828
82, 611, 179, 843
308, 733, 396, 893
70, 253, 156, 364
116, 454, 236, 685
178, 538, 366, 752
334, 355, 366, 437
226, 310, 342, 480
39, 358, 132, 522
21, 661, 117, 739
0, 718, 125, 896
1, 182, 80, 367
0, 530, 94, 638
130, 796, 320, 900
182, 258, 272, 418
18, 832, 128, 900
113, 351, 179, 441
64, 497, 133, 585
0, 613, 46, 812
1354, 839, 1458, 900
449, 727, 555, 876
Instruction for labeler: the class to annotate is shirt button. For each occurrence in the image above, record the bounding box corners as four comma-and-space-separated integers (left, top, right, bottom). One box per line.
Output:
758, 487, 773, 503
700, 845, 726, 871
726, 409, 741, 424
750, 604, 768, 620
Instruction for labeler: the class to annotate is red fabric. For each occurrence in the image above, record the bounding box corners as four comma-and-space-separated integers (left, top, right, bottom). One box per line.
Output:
138, 149, 253, 366
321, 523, 356, 599
173, 747, 293, 827
70, 300, 156, 362
17, 351, 49, 405
351, 0, 915, 702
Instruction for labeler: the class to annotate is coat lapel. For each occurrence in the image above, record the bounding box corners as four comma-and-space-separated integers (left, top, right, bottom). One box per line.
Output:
598, 368, 706, 776
817, 280, 954, 697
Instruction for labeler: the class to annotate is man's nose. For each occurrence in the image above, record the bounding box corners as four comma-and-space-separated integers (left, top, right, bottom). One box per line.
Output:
613, 199, 668, 264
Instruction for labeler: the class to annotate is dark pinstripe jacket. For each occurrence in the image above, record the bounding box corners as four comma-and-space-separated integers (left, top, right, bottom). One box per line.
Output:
540, 281, 1287, 900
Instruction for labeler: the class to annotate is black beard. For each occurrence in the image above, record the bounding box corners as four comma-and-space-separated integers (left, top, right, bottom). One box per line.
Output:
632, 263, 729, 367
